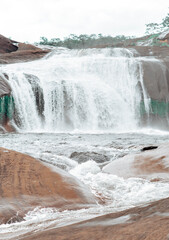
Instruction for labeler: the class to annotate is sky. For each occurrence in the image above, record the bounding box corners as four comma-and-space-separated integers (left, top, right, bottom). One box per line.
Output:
0, 0, 168, 43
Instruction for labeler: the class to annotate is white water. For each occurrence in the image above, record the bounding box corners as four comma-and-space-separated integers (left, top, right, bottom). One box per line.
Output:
0, 48, 149, 132
0, 133, 169, 239
1, 48, 169, 239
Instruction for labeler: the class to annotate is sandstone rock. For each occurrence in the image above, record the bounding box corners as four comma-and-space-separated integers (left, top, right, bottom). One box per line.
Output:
21, 197, 169, 240
0, 49, 50, 64
0, 34, 18, 53
0, 148, 96, 224
17, 42, 42, 51
0, 34, 50, 64
103, 143, 169, 180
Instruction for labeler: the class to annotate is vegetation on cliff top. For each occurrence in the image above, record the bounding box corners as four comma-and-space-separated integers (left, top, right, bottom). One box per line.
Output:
37, 11, 169, 49
38, 34, 134, 49
145, 11, 169, 34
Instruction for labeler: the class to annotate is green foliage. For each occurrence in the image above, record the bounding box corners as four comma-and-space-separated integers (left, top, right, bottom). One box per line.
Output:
162, 13, 169, 27
145, 10, 169, 34
38, 34, 132, 49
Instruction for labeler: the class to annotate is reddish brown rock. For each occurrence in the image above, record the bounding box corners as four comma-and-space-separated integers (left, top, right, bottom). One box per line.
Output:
0, 34, 18, 54
0, 148, 95, 224
0, 34, 50, 64
21, 197, 169, 240
103, 143, 169, 180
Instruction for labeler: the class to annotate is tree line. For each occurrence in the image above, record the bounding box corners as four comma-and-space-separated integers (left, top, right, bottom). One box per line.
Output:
38, 10, 169, 49
38, 34, 134, 49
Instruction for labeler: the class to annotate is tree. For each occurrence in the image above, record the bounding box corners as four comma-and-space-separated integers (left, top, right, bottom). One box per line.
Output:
39, 37, 49, 45
145, 10, 169, 35
145, 23, 161, 35
162, 13, 169, 28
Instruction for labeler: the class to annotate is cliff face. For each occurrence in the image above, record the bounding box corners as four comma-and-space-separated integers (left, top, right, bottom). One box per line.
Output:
129, 46, 169, 128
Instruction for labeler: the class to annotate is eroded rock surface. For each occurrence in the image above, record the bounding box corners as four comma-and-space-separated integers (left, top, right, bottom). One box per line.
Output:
0, 34, 18, 54
0, 34, 50, 64
22, 197, 169, 240
103, 142, 169, 180
0, 148, 96, 224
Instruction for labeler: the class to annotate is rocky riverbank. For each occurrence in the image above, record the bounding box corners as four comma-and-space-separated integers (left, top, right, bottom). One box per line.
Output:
0, 148, 96, 224
19, 142, 169, 240
22, 197, 169, 240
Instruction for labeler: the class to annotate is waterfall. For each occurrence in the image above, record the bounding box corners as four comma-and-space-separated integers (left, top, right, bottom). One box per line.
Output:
0, 48, 149, 132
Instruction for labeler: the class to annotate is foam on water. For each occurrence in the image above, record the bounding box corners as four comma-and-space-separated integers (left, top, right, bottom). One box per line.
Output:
0, 47, 149, 132
0, 133, 168, 239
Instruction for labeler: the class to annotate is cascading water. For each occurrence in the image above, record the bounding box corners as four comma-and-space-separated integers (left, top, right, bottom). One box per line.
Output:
0, 48, 149, 132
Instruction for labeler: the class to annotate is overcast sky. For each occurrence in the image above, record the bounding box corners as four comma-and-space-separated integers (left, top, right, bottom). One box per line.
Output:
0, 0, 168, 43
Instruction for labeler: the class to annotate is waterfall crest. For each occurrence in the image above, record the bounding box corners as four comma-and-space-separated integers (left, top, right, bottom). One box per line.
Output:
0, 48, 149, 132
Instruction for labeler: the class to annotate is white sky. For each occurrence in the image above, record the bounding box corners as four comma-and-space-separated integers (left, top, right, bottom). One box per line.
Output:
0, 0, 168, 43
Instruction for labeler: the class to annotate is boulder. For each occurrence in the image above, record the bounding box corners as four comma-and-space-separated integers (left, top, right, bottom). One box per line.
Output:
0, 148, 96, 224
70, 151, 109, 163
103, 143, 169, 180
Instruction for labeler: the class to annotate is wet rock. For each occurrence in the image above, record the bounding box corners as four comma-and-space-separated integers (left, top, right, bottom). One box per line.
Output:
0, 73, 11, 97
24, 73, 44, 116
70, 151, 109, 163
22, 197, 169, 240
141, 59, 169, 101
141, 146, 158, 151
103, 143, 169, 180
0, 148, 96, 224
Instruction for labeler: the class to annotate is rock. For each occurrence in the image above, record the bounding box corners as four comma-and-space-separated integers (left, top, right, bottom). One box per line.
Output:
157, 29, 169, 41
0, 34, 50, 64
17, 42, 42, 51
24, 73, 44, 116
141, 146, 158, 151
70, 151, 109, 163
0, 73, 11, 97
103, 143, 169, 180
0, 48, 50, 64
0, 34, 18, 53
0, 74, 14, 130
141, 59, 169, 101
131, 46, 169, 58
21, 197, 169, 240
0, 148, 96, 224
